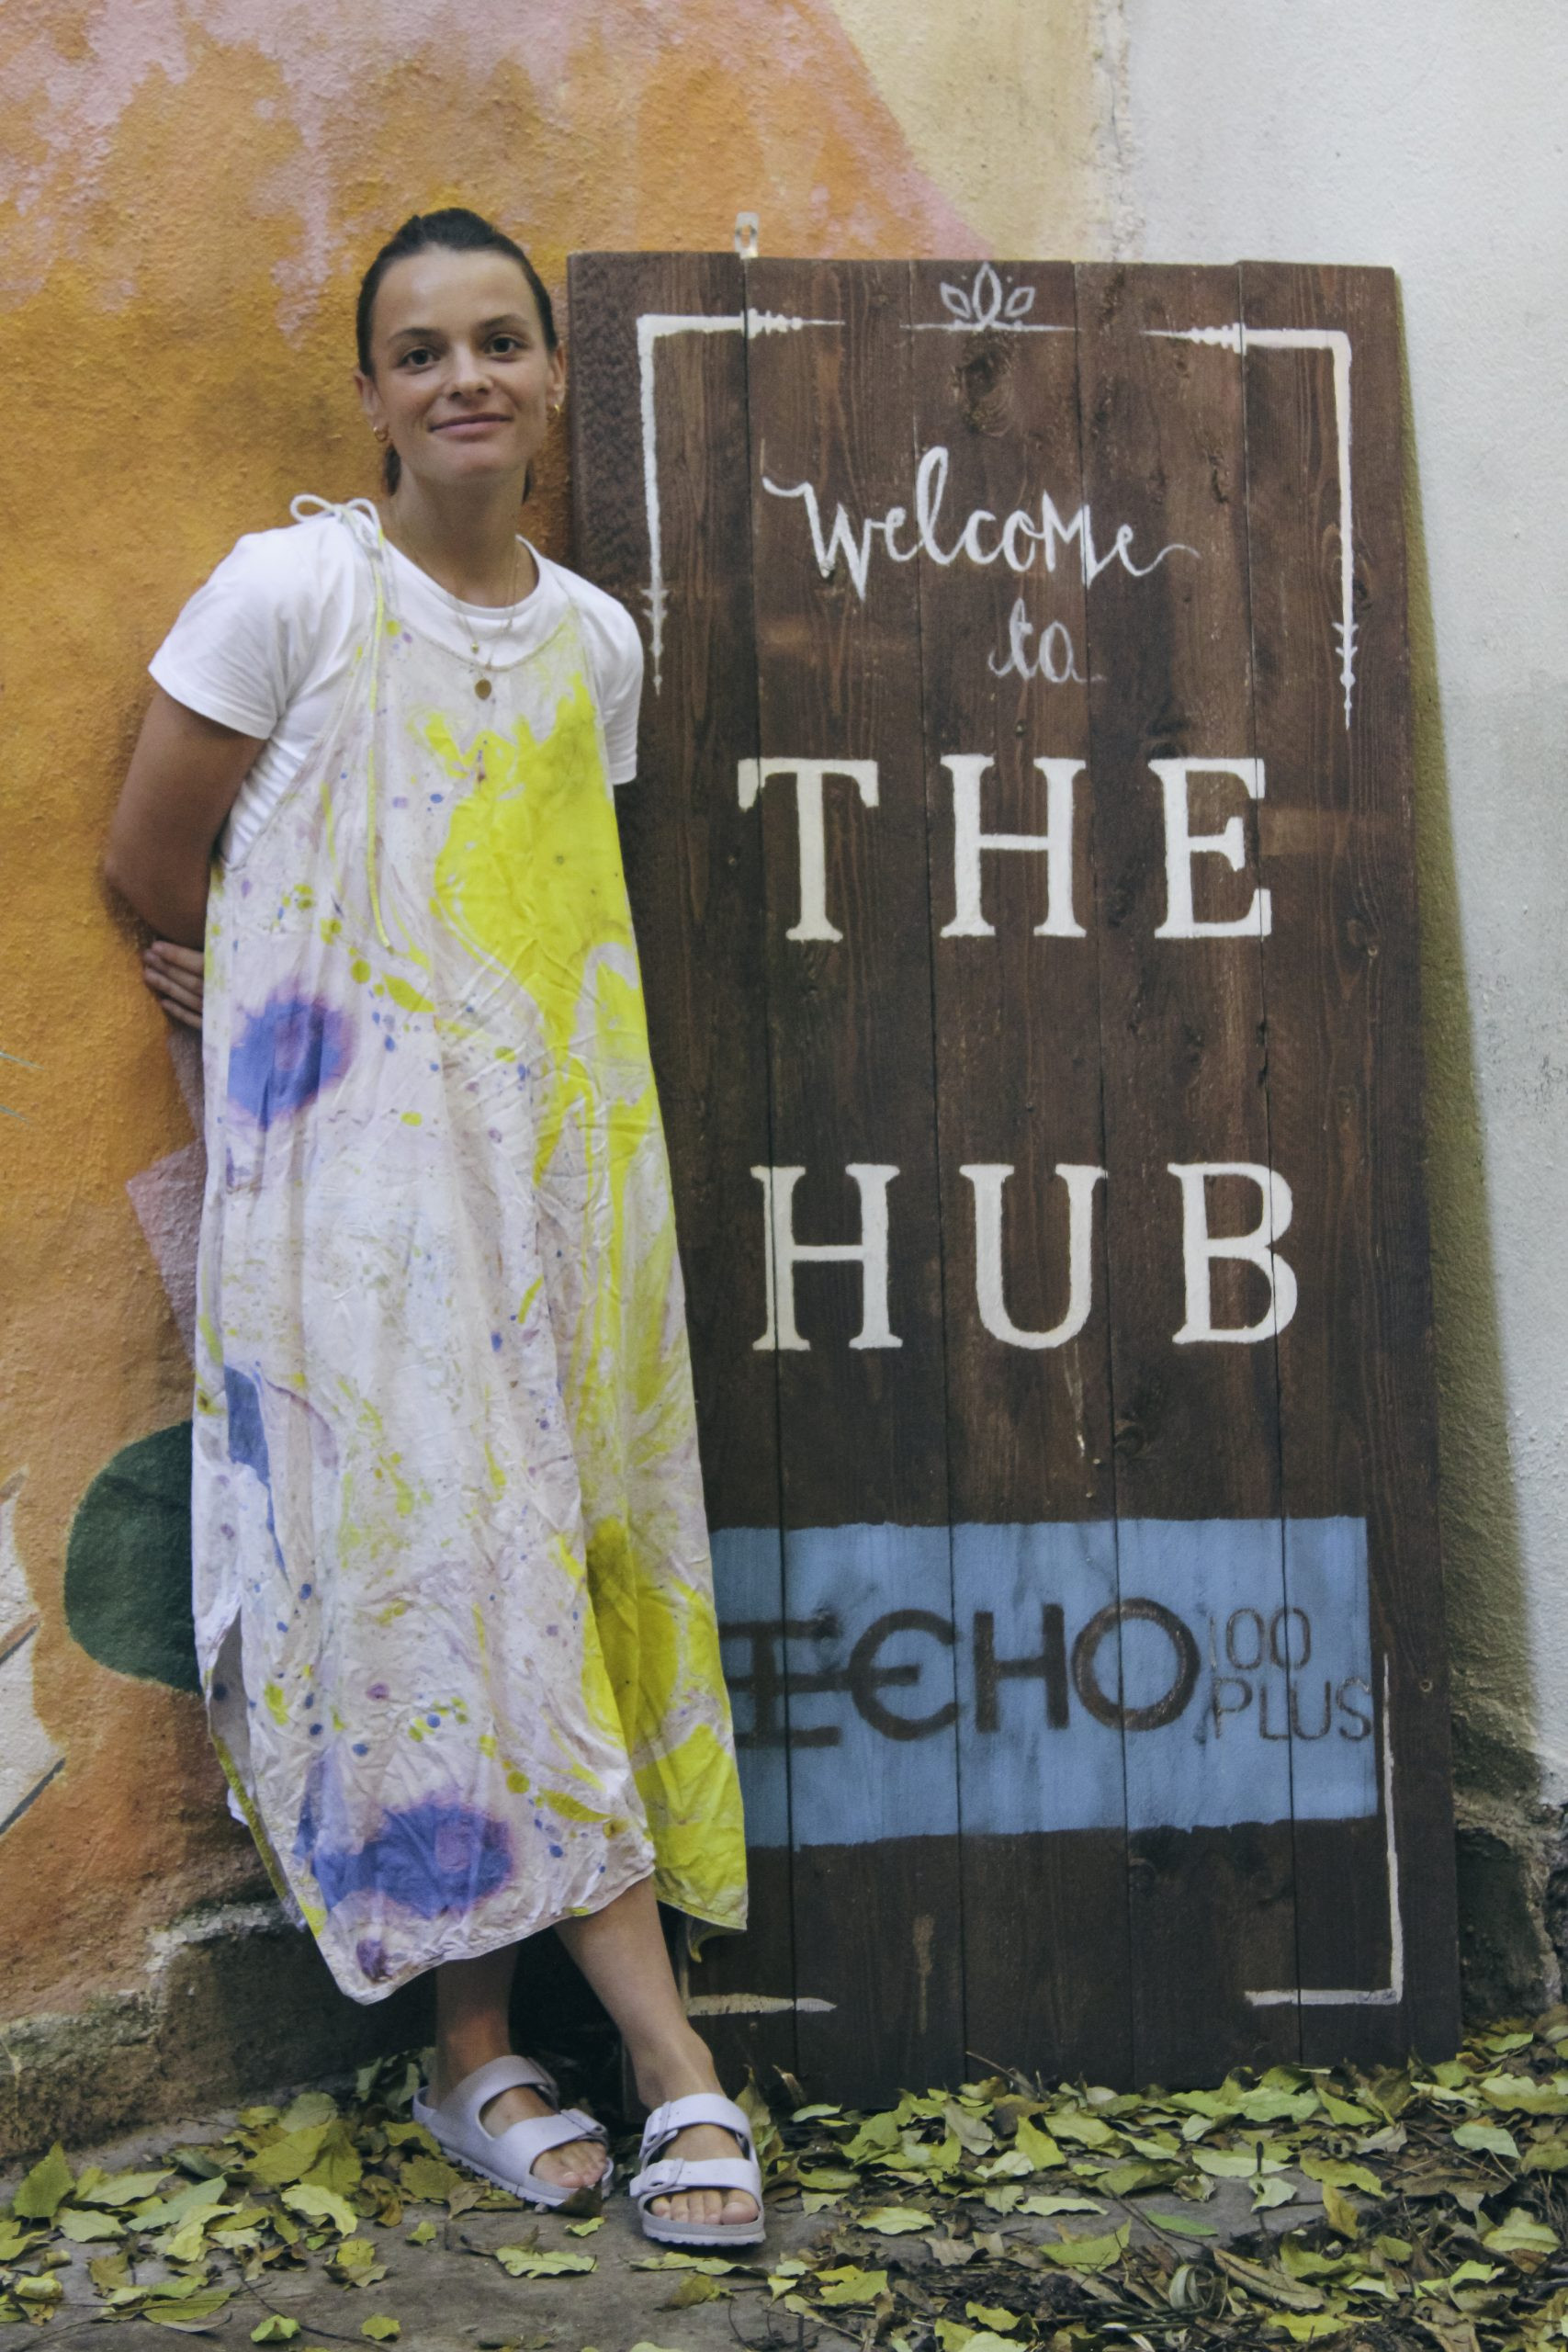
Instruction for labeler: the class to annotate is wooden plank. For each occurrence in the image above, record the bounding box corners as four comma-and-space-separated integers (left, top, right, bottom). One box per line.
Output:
741, 257, 966, 2104
1238, 262, 1461, 2061
568, 252, 796, 2092
1075, 264, 1299, 2083
906, 258, 1131, 2085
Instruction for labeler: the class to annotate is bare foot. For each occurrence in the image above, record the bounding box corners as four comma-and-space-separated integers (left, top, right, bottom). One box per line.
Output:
434, 2070, 605, 2193
647, 2116, 760, 2230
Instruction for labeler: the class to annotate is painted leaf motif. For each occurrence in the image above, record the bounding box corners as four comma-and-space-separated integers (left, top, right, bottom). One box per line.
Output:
64, 1422, 199, 1690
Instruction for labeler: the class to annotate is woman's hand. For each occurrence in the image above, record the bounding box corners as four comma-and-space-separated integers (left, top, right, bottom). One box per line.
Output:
142, 940, 205, 1031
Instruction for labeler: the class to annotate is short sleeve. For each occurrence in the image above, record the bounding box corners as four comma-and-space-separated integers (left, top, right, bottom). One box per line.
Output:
593, 604, 645, 787
148, 530, 316, 741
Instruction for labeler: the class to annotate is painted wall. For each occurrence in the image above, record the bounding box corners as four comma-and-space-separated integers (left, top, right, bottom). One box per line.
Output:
1, 0, 1560, 2138
0, 0, 991, 2093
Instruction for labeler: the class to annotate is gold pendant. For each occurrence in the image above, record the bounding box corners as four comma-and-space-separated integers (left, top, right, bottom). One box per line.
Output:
474, 676, 493, 699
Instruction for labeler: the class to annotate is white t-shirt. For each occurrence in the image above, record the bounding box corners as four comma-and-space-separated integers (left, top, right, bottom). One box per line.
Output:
149, 509, 645, 862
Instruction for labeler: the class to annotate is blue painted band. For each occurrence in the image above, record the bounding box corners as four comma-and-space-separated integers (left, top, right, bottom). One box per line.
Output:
712, 1519, 1375, 1848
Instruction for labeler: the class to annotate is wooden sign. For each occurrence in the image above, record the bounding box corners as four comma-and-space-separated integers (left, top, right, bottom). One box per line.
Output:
569, 254, 1460, 2103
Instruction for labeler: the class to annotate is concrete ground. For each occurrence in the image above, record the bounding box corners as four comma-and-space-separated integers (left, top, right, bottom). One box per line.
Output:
0, 2091, 1328, 2352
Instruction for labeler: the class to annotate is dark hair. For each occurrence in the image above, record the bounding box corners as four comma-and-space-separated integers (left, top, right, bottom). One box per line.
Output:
355, 208, 558, 493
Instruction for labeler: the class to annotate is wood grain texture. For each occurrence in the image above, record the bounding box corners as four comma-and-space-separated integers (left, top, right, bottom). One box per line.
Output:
742, 257, 966, 2104
568, 250, 1461, 2101
907, 258, 1131, 2085
1239, 261, 1460, 2062
1075, 264, 1299, 2084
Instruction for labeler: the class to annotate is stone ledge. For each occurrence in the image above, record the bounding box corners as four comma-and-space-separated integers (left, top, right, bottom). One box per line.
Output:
0, 1898, 432, 2165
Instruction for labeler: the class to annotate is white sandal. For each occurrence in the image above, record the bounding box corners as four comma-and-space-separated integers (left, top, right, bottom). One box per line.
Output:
412, 2054, 613, 2208
628, 2091, 766, 2246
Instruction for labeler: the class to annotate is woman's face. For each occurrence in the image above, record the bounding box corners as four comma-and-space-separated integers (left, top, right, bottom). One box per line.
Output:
355, 246, 565, 496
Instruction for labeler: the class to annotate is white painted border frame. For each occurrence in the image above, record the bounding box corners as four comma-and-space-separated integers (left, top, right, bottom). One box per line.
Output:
637, 281, 1356, 725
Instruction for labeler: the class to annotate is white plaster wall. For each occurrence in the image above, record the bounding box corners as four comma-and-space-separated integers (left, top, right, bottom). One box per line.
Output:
1116, 0, 1568, 1814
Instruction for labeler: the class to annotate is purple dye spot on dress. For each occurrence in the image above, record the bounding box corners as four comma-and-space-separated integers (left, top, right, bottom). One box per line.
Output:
491, 1331, 502, 1351
355, 1938, 395, 1982
313, 1801, 513, 1917
367, 1682, 389, 1701
228, 993, 353, 1126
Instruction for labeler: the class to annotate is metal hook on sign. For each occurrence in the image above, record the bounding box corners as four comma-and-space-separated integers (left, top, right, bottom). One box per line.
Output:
733, 210, 760, 262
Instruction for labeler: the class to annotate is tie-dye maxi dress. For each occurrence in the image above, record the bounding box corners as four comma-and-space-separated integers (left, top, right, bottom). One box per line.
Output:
191, 498, 748, 2001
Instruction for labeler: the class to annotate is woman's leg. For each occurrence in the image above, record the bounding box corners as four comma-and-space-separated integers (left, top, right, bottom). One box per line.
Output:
432, 1945, 608, 2191
555, 1872, 760, 2230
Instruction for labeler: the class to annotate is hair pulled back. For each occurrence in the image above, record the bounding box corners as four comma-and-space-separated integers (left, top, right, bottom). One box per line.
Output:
355, 208, 558, 493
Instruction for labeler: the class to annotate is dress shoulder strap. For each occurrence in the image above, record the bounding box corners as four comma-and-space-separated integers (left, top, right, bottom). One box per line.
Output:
288, 492, 385, 558
287, 494, 394, 952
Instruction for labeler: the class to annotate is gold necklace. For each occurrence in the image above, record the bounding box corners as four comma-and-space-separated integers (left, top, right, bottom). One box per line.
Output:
382, 515, 525, 699
459, 537, 525, 701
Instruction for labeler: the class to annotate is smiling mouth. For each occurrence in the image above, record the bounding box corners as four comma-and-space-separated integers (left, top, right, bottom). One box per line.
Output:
434, 415, 510, 431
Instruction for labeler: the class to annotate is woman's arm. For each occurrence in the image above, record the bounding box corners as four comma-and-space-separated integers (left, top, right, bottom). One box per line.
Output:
105, 688, 267, 1021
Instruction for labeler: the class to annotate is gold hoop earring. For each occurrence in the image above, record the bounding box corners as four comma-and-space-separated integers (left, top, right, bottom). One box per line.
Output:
372, 424, 389, 445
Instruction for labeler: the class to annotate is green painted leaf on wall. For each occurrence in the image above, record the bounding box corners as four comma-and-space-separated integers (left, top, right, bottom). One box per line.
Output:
64, 1421, 198, 1692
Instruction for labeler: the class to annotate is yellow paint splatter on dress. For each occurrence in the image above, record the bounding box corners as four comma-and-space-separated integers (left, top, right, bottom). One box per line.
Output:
192, 506, 746, 2003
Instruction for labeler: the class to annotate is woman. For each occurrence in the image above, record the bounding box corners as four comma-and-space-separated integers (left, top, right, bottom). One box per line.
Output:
104, 208, 761, 2247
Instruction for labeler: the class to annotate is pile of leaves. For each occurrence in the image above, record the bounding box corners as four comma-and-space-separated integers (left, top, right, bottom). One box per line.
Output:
0, 2056, 536, 2340
7, 2016, 1568, 2348
740, 2007, 1568, 2351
